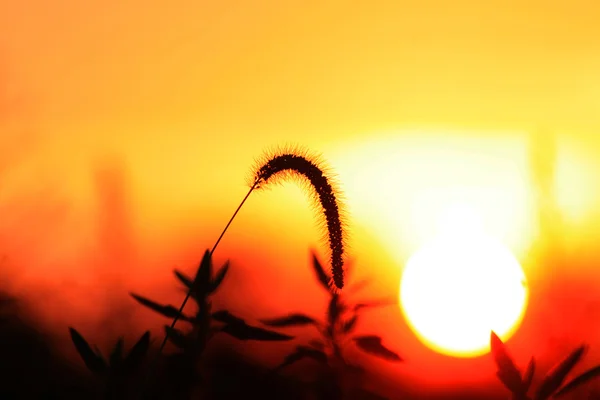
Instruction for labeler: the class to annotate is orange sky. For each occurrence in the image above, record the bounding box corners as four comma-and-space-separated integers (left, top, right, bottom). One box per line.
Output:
1, 1, 600, 397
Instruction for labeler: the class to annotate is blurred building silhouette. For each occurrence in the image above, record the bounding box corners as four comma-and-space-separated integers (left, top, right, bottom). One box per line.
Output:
92, 155, 138, 337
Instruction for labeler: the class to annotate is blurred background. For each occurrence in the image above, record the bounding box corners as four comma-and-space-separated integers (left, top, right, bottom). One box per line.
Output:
1, 1, 600, 398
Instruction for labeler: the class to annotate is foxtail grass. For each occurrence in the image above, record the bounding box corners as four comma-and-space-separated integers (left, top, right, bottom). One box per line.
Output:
164, 145, 347, 354
135, 145, 348, 398
249, 145, 349, 290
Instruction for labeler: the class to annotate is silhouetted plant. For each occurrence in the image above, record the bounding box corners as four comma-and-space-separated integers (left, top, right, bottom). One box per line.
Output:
160, 147, 348, 358
249, 147, 348, 290
260, 252, 401, 399
131, 249, 293, 397
68, 327, 150, 399
491, 330, 600, 399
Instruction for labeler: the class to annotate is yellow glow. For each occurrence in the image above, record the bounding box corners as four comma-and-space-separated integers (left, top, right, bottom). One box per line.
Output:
399, 203, 528, 357
328, 131, 537, 261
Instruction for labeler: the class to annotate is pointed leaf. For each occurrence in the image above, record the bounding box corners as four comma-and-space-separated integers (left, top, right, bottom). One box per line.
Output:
220, 322, 294, 341
341, 315, 358, 334
535, 345, 587, 400
553, 365, 600, 398
311, 252, 331, 291
522, 357, 536, 393
353, 335, 402, 362
211, 310, 245, 325
68, 327, 107, 375
260, 313, 319, 328
353, 298, 397, 312
208, 262, 230, 294
164, 326, 191, 350
109, 337, 124, 368
274, 345, 328, 371
327, 294, 345, 326
174, 270, 193, 290
193, 250, 213, 296
123, 331, 151, 372
490, 331, 525, 395
130, 293, 192, 322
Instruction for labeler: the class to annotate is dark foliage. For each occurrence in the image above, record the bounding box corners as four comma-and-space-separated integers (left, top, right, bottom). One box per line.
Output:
130, 249, 293, 398
68, 327, 151, 399
260, 251, 402, 399
491, 330, 600, 399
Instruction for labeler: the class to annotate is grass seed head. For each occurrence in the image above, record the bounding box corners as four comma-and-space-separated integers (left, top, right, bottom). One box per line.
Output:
249, 145, 348, 290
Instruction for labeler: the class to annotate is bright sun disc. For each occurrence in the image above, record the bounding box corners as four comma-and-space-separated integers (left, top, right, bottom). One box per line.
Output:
399, 204, 529, 357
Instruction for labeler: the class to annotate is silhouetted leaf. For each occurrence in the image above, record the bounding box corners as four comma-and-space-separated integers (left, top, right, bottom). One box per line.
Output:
130, 293, 193, 322
341, 315, 358, 334
535, 345, 587, 400
353, 335, 402, 362
193, 250, 213, 295
164, 326, 190, 350
69, 327, 107, 375
109, 337, 124, 368
174, 270, 193, 290
523, 357, 535, 393
327, 294, 345, 326
490, 331, 525, 396
275, 345, 328, 371
212, 310, 245, 325
260, 313, 319, 328
208, 262, 229, 293
123, 331, 150, 372
220, 322, 294, 341
353, 298, 396, 312
553, 365, 600, 398
311, 252, 331, 291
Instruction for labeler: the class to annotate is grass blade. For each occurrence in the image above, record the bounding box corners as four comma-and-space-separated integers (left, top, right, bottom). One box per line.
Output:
523, 357, 536, 393
220, 322, 294, 341
327, 294, 344, 327
174, 270, 193, 290
109, 337, 124, 368
353, 335, 402, 362
341, 315, 358, 334
490, 331, 525, 395
311, 252, 331, 291
208, 262, 230, 293
260, 313, 319, 327
353, 298, 397, 312
123, 331, 150, 372
274, 345, 328, 371
535, 345, 587, 400
193, 250, 213, 296
68, 327, 107, 375
130, 293, 192, 321
211, 310, 245, 325
553, 365, 600, 398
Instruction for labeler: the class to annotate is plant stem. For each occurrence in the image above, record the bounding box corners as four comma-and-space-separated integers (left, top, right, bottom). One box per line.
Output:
138, 182, 258, 399
158, 181, 258, 355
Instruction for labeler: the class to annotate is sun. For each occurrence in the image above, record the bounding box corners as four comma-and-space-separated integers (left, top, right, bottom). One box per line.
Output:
399, 203, 529, 357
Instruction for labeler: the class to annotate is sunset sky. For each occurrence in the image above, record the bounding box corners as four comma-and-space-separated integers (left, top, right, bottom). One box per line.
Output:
1, 1, 600, 398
